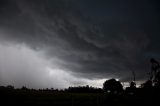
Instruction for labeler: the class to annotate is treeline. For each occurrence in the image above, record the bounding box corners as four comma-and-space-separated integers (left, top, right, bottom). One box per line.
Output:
0, 78, 160, 95
0, 85, 103, 93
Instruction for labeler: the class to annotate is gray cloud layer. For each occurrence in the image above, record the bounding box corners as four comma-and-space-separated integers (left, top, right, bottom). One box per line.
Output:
0, 0, 160, 88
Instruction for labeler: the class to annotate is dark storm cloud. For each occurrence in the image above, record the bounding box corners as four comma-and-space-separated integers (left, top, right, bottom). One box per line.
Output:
0, 0, 160, 84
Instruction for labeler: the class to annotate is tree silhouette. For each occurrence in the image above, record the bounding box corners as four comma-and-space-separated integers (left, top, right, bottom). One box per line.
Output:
149, 58, 160, 88
103, 78, 123, 94
142, 80, 152, 89
125, 81, 136, 95
154, 71, 160, 89
130, 81, 136, 88
129, 70, 136, 88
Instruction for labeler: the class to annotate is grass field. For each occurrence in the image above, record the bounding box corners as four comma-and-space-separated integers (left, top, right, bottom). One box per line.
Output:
0, 89, 158, 106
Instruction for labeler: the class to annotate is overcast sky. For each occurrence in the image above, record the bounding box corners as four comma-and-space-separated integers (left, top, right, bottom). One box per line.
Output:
0, 0, 160, 89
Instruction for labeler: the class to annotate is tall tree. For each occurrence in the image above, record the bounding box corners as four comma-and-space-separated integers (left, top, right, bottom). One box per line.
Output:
103, 78, 123, 94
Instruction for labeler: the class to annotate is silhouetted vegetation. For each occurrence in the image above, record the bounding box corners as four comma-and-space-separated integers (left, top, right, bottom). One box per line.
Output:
1, 58, 160, 105
66, 85, 103, 93
103, 78, 123, 94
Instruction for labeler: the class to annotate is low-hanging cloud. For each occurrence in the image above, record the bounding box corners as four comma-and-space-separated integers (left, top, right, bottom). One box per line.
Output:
0, 43, 106, 88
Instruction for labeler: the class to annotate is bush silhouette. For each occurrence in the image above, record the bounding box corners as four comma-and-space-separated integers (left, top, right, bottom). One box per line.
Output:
103, 78, 123, 94
142, 80, 153, 89
130, 81, 136, 88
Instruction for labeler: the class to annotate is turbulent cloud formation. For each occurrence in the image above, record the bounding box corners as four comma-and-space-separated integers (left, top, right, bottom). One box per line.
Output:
0, 0, 160, 88
0, 43, 106, 88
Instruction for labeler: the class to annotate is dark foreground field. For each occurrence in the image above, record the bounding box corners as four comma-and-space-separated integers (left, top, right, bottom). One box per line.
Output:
1, 88, 159, 106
